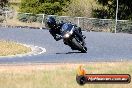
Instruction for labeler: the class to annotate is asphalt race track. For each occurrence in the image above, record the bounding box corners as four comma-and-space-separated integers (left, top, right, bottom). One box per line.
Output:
0, 28, 132, 64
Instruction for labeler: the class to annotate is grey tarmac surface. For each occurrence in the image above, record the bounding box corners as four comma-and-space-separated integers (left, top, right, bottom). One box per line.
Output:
0, 27, 132, 64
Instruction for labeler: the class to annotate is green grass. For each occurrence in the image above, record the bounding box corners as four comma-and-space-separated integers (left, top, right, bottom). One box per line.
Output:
0, 40, 31, 56
0, 62, 131, 88
10, 3, 20, 11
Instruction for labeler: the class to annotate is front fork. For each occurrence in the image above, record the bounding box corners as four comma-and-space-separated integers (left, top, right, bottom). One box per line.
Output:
74, 31, 86, 46
63, 35, 73, 45
63, 35, 77, 50
63, 31, 86, 49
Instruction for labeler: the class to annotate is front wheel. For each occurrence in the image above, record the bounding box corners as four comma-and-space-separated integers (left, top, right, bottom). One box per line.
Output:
71, 38, 87, 53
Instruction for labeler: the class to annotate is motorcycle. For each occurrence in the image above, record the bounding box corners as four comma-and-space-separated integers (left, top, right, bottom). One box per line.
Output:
61, 23, 87, 53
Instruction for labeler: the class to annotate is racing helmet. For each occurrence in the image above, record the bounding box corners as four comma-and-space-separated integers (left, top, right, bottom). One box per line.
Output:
46, 16, 56, 28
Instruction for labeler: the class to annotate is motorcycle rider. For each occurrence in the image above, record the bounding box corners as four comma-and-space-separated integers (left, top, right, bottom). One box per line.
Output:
46, 16, 85, 41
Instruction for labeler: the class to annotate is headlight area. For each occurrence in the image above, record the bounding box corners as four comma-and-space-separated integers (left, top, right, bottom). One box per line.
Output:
64, 33, 71, 38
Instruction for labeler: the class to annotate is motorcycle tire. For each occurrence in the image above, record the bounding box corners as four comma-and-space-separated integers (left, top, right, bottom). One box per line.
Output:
72, 38, 87, 53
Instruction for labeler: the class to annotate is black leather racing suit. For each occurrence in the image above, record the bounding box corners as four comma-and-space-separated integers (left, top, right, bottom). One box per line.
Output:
49, 22, 64, 41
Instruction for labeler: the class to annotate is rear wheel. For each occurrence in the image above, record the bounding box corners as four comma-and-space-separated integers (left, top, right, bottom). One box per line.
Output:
81, 47, 87, 53
72, 38, 87, 53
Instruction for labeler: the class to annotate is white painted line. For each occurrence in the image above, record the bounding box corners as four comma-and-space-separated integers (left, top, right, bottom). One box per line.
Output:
0, 43, 46, 58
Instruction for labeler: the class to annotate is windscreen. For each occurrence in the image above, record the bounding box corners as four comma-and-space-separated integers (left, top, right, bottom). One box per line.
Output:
61, 23, 74, 32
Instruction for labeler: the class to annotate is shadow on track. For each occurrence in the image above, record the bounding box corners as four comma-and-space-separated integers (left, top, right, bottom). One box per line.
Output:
56, 51, 83, 54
